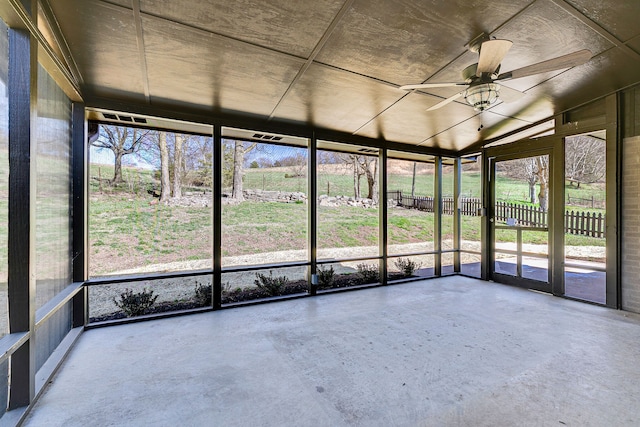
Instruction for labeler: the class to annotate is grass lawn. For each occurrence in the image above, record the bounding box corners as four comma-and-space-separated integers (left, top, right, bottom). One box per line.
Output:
88, 164, 607, 276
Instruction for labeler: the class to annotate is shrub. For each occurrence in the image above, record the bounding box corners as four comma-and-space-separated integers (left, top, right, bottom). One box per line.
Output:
222, 281, 232, 294
113, 288, 158, 317
356, 263, 379, 284
394, 258, 422, 277
194, 282, 212, 306
254, 271, 289, 296
317, 265, 335, 288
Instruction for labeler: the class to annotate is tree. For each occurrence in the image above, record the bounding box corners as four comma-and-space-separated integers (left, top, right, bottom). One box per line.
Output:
353, 155, 378, 201
186, 136, 213, 188
91, 125, 148, 184
338, 153, 379, 201
288, 153, 307, 178
411, 162, 417, 197
362, 157, 378, 202
173, 134, 185, 198
501, 156, 548, 210
565, 135, 606, 187
158, 131, 171, 202
521, 159, 538, 204
231, 141, 257, 200
536, 156, 549, 211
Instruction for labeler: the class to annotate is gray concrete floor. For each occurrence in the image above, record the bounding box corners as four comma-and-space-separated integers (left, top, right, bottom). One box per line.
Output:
24, 276, 640, 426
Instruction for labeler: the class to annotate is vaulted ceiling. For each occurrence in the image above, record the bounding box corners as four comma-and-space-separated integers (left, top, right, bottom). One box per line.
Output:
46, 0, 640, 152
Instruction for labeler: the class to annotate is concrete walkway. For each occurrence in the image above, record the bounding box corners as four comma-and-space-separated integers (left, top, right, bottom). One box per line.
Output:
24, 276, 640, 426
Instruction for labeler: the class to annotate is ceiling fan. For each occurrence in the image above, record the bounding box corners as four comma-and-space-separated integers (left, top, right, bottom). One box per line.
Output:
399, 34, 592, 112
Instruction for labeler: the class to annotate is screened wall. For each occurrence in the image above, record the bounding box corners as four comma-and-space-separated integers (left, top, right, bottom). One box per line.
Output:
0, 16, 77, 419
84, 130, 467, 319
34, 64, 73, 371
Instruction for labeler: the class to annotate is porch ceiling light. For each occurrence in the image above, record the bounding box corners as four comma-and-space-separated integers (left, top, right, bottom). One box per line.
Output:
464, 82, 500, 111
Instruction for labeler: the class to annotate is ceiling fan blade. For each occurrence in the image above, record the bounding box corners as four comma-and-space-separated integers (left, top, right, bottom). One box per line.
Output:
476, 39, 513, 76
497, 49, 592, 81
427, 92, 463, 111
498, 84, 526, 103
400, 82, 467, 91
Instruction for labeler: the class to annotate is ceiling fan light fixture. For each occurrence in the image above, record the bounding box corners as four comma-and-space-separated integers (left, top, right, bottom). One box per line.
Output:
464, 83, 500, 111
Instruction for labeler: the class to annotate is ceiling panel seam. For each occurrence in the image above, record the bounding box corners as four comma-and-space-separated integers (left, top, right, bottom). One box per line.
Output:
95, 0, 408, 115
486, 0, 540, 38
132, 0, 150, 102
400, 1, 539, 93
267, 0, 356, 120
127, 4, 307, 61
548, 0, 640, 61
461, 117, 555, 154
98, 1, 407, 91
351, 0, 541, 139
416, 110, 533, 148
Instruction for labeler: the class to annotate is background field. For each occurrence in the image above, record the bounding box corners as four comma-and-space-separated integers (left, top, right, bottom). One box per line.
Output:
87, 162, 606, 276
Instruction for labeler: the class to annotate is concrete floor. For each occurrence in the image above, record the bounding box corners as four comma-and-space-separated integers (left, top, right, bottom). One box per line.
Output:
24, 276, 640, 426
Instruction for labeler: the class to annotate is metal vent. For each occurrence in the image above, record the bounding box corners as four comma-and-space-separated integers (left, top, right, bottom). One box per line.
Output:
357, 148, 378, 154
102, 112, 147, 124
252, 133, 283, 141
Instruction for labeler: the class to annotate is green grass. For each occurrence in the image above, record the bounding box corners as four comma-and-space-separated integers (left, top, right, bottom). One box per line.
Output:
87, 163, 607, 276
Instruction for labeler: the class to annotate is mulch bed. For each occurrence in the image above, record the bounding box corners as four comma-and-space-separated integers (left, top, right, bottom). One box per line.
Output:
89, 272, 410, 322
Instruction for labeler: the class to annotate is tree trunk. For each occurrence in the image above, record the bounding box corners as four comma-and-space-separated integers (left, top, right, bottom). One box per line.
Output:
536, 156, 549, 211
159, 132, 171, 202
411, 162, 417, 197
528, 179, 536, 204
365, 158, 378, 202
352, 162, 360, 198
173, 134, 184, 198
112, 151, 124, 184
232, 141, 244, 201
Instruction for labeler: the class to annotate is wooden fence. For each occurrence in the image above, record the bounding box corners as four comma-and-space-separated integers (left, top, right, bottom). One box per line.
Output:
387, 191, 605, 238
566, 192, 605, 209
494, 202, 547, 227
564, 210, 606, 238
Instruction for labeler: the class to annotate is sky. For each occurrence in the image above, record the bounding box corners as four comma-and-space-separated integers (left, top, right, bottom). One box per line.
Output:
90, 145, 155, 170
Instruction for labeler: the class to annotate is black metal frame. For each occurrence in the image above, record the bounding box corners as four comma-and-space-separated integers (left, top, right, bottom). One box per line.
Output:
7, 23, 35, 411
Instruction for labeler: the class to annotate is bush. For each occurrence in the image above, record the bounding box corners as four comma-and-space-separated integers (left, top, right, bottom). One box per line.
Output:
317, 265, 335, 288
222, 281, 232, 294
113, 288, 158, 317
394, 258, 422, 277
194, 281, 212, 306
254, 271, 289, 296
356, 263, 379, 284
